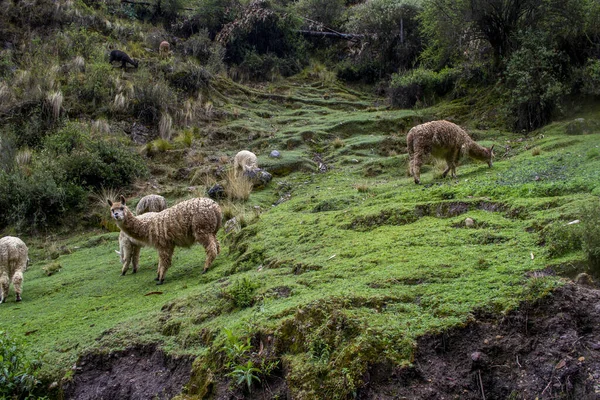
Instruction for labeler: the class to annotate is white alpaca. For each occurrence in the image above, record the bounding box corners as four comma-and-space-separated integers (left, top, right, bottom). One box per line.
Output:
0, 236, 28, 303
116, 194, 168, 275
233, 150, 258, 177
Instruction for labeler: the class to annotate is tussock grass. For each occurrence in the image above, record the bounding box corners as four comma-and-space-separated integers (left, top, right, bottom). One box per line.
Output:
224, 167, 253, 201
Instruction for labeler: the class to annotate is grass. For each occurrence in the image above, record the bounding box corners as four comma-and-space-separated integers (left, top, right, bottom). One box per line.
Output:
2, 20, 600, 397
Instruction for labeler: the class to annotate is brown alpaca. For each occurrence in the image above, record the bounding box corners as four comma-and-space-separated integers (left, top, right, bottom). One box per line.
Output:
159, 41, 170, 58
108, 196, 222, 284
407, 120, 494, 184
117, 194, 168, 275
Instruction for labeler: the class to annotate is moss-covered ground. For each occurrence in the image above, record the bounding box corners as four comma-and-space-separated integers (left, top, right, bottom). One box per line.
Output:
2, 75, 600, 398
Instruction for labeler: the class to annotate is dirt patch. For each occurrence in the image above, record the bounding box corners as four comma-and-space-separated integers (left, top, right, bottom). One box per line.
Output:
62, 345, 193, 400
358, 283, 600, 399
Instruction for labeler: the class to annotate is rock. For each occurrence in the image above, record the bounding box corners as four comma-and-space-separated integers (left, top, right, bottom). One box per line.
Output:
470, 351, 489, 370
224, 217, 241, 234
207, 184, 225, 200
243, 168, 272, 187
575, 273, 594, 286
130, 123, 155, 144
269, 150, 281, 158
465, 217, 475, 227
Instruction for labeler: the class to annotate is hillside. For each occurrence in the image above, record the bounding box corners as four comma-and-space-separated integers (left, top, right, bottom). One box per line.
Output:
1, 1, 600, 399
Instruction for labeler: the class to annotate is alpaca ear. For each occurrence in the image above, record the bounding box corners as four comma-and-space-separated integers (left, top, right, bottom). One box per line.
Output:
120, 195, 126, 205
107, 199, 113, 206
490, 144, 495, 153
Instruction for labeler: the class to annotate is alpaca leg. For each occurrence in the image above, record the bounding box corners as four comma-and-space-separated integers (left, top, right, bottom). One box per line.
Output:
132, 245, 141, 273
197, 234, 219, 273
0, 272, 9, 303
12, 271, 23, 302
451, 149, 460, 178
156, 247, 174, 285
412, 154, 423, 184
121, 244, 131, 275
442, 153, 454, 178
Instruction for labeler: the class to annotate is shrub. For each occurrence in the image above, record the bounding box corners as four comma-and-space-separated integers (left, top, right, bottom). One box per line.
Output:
293, 0, 346, 29
580, 59, 600, 96
166, 61, 211, 95
581, 200, 600, 273
388, 67, 458, 108
503, 32, 570, 132
224, 277, 259, 308
343, 0, 422, 78
132, 78, 177, 125
541, 221, 583, 258
0, 331, 43, 399
217, 0, 306, 78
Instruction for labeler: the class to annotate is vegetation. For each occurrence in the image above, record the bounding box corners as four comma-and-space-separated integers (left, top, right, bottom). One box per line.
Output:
0, 0, 599, 398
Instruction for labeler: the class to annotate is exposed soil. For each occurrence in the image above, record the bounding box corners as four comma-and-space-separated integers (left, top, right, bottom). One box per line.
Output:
62, 345, 193, 400
62, 283, 600, 400
359, 283, 600, 400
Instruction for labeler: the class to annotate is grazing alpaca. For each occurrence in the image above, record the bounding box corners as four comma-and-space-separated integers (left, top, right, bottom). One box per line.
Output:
0, 236, 28, 303
109, 50, 139, 69
407, 120, 494, 184
233, 150, 258, 177
135, 194, 167, 215
108, 196, 222, 284
117, 194, 168, 275
159, 41, 170, 58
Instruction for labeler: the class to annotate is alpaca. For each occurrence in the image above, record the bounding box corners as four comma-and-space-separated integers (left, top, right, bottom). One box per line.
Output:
109, 50, 139, 69
136, 194, 167, 215
233, 150, 258, 177
116, 194, 168, 275
159, 41, 170, 58
117, 212, 156, 275
0, 236, 28, 303
407, 120, 494, 184
108, 196, 222, 284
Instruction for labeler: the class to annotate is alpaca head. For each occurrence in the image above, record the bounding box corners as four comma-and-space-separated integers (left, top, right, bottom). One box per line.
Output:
107, 195, 129, 222
132, 59, 139, 68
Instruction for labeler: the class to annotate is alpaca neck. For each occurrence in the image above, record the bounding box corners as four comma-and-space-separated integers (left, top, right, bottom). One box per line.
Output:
465, 141, 489, 161
117, 209, 149, 243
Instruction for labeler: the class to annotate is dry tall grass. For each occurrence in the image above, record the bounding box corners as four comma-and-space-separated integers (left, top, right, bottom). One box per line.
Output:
46, 90, 63, 122
224, 167, 253, 201
159, 112, 173, 140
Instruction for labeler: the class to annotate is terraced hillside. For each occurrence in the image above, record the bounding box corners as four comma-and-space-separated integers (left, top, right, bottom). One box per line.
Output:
1, 73, 599, 399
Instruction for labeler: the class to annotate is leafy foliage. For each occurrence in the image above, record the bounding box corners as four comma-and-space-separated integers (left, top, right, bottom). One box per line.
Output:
581, 200, 600, 273
343, 0, 422, 80
389, 67, 458, 107
0, 331, 43, 399
223, 277, 259, 308
503, 32, 569, 131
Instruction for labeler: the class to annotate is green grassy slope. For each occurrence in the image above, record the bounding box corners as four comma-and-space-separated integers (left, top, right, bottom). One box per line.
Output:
2, 74, 599, 399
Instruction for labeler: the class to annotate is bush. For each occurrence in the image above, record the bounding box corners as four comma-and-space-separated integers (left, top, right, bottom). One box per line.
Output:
294, 0, 346, 29
0, 331, 43, 399
503, 32, 570, 132
580, 59, 600, 96
166, 61, 211, 95
343, 0, 422, 77
541, 221, 583, 258
224, 277, 259, 308
217, 0, 307, 79
388, 67, 458, 107
0, 123, 148, 231
132, 78, 177, 125
582, 200, 600, 273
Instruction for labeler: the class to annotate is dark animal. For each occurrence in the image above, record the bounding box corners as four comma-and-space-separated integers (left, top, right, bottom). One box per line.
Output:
109, 50, 139, 69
